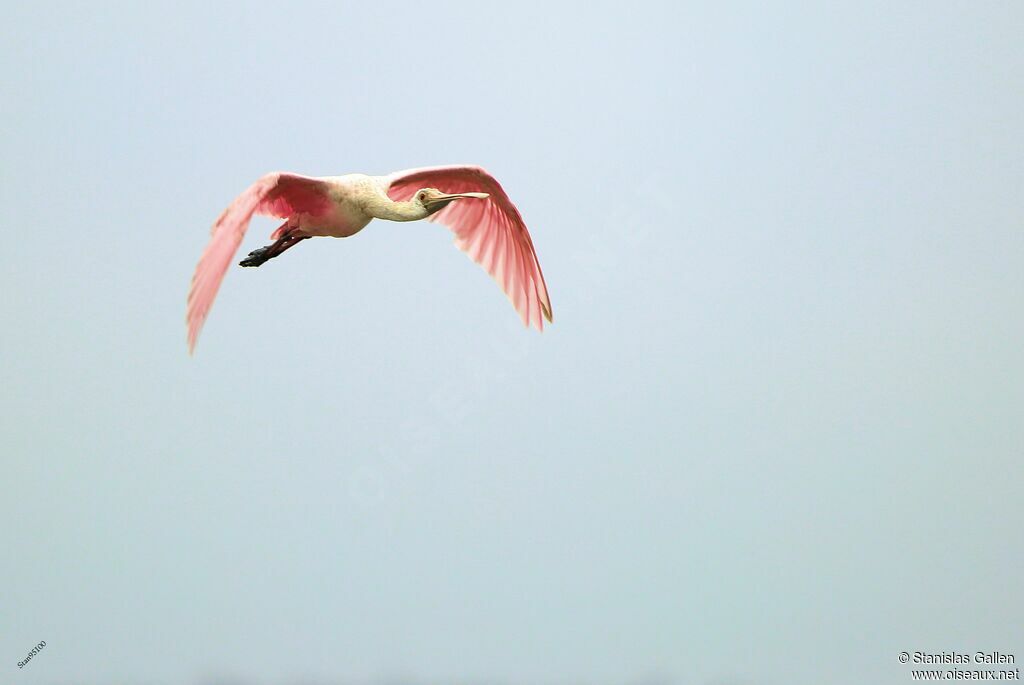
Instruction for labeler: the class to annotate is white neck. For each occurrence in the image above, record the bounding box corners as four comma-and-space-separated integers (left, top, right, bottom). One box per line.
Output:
363, 194, 429, 222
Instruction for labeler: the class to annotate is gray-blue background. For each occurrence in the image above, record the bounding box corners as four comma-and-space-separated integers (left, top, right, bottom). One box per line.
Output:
2, 2, 1021, 684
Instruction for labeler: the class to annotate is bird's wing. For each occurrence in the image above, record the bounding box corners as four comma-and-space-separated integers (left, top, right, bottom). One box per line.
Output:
186, 172, 332, 353
386, 165, 553, 330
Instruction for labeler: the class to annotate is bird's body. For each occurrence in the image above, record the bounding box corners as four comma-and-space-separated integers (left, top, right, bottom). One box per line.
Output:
186, 165, 552, 352
293, 174, 379, 238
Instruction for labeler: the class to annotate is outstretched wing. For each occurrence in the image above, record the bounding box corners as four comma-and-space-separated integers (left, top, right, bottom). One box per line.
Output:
186, 172, 331, 353
386, 165, 553, 331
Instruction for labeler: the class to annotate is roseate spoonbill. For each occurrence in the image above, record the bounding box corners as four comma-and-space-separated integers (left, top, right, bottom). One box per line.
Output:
186, 165, 553, 353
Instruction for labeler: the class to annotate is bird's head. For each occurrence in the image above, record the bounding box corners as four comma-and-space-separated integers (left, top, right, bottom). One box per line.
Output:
414, 187, 489, 215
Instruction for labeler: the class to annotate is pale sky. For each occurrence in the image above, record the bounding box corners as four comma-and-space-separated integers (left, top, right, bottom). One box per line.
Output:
1, 2, 1022, 684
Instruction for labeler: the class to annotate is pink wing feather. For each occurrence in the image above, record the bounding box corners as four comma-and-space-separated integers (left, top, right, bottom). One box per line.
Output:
387, 165, 553, 331
186, 172, 331, 353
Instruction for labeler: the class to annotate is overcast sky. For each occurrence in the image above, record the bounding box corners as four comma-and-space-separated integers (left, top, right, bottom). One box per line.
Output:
1, 2, 1022, 684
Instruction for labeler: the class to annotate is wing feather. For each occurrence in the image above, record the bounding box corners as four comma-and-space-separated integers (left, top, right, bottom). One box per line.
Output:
386, 165, 553, 330
186, 172, 331, 353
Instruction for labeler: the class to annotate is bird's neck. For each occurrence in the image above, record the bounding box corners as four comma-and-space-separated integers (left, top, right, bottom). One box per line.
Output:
364, 195, 428, 222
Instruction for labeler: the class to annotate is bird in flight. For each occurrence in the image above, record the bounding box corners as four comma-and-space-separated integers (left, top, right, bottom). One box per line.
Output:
186, 165, 553, 353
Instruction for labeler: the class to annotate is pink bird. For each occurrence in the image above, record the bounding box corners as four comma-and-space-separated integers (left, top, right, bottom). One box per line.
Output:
186, 165, 553, 353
